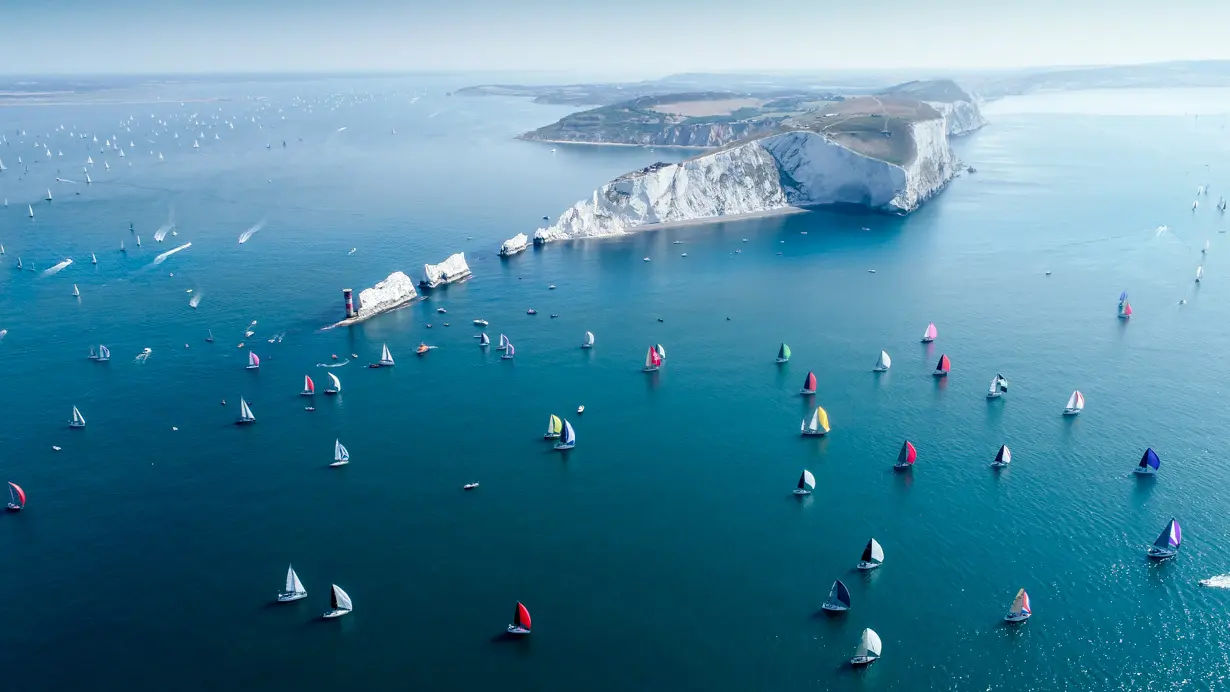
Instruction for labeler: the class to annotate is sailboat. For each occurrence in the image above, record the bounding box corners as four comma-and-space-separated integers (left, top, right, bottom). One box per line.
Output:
91, 253, 97, 264
850, 628, 882, 666
581, 331, 595, 349
15, 257, 20, 269
801, 406, 830, 436
379, 343, 395, 367
325, 372, 341, 395
120, 240, 126, 253
65, 404, 87, 429
822, 579, 852, 612
644, 346, 662, 372
236, 397, 256, 424
932, 354, 950, 377
322, 584, 353, 618
655, 344, 667, 361
86, 173, 92, 185
206, 329, 214, 343
893, 440, 916, 469
507, 601, 532, 635
1004, 588, 1032, 622
987, 373, 1008, 399
1135, 448, 1161, 475
46, 189, 52, 201
277, 565, 308, 602
544, 414, 563, 439
246, 351, 260, 370
1196, 265, 1203, 283
921, 322, 937, 343
136, 236, 141, 247
554, 419, 576, 450
1117, 290, 1132, 319
857, 538, 884, 570
479, 332, 490, 347
1147, 518, 1182, 559
873, 350, 891, 372
331, 439, 350, 467
1063, 390, 1084, 416
501, 342, 515, 360
6, 482, 26, 511
776, 343, 791, 363
800, 371, 817, 395
793, 469, 816, 495
72, 284, 80, 297
1203, 240, 1210, 255
28, 204, 34, 218
301, 375, 315, 396
992, 445, 1012, 468
496, 334, 509, 351
95, 345, 111, 362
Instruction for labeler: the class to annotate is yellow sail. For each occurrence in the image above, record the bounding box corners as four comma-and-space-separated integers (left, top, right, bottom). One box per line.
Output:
816, 406, 830, 433
549, 414, 562, 434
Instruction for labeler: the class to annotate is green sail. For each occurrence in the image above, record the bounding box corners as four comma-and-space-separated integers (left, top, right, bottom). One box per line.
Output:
778, 343, 791, 361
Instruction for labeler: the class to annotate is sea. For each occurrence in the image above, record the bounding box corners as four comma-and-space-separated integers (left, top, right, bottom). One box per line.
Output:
2, 75, 1230, 690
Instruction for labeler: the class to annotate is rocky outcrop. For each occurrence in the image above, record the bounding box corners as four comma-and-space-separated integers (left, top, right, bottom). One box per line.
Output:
924, 99, 987, 136
420, 252, 472, 289
537, 119, 958, 241
356, 271, 418, 319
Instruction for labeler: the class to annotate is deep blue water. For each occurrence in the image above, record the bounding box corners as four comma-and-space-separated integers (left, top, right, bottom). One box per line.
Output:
3, 79, 1230, 690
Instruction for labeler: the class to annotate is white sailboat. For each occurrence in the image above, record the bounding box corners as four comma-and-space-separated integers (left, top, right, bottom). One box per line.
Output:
991, 444, 1012, 468
91, 253, 97, 264
987, 373, 1008, 399
496, 334, 509, 351
46, 189, 52, 201
96, 345, 111, 362
28, 204, 34, 218
322, 584, 353, 618
1004, 588, 1032, 622
69, 406, 86, 428
554, 419, 576, 450
873, 350, 891, 372
331, 439, 350, 467
72, 284, 80, 297
478, 332, 490, 347
1063, 390, 1084, 416
277, 565, 308, 602
236, 397, 256, 424
325, 372, 341, 395
544, 414, 563, 439
581, 331, 595, 349
857, 538, 883, 570
801, 406, 830, 436
850, 628, 882, 666
822, 579, 852, 612
501, 342, 515, 360
793, 469, 816, 495
379, 343, 395, 366
1196, 265, 1203, 283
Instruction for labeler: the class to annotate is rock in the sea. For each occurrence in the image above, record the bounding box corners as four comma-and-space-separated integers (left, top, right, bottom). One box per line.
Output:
357, 271, 418, 318
499, 233, 528, 257
538, 117, 958, 240
421, 252, 472, 288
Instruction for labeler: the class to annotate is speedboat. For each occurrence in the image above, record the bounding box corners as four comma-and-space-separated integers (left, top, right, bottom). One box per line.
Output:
463, 482, 479, 491
527, 308, 537, 315
473, 319, 488, 327
576, 405, 585, 414
436, 307, 447, 314
416, 343, 429, 355
548, 284, 556, 290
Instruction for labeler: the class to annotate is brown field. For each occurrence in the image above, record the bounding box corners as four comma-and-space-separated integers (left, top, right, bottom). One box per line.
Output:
649, 98, 764, 117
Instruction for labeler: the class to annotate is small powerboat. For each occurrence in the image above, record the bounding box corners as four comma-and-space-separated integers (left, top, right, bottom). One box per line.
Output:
527, 308, 537, 315
473, 319, 489, 326
463, 482, 479, 491
416, 343, 429, 355
576, 405, 585, 414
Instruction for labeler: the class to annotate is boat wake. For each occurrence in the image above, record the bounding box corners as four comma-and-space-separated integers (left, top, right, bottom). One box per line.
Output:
1154, 225, 1169, 237
55, 177, 78, 185
150, 242, 191, 266
1199, 574, 1230, 588
134, 347, 152, 364
153, 222, 175, 242
316, 359, 350, 368
238, 220, 266, 244
0, 329, 7, 342
41, 258, 74, 276
189, 292, 203, 308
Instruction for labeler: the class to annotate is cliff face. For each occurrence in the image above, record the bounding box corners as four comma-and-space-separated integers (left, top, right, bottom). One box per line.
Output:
924, 99, 987, 136
539, 120, 958, 240
357, 271, 418, 318
528, 119, 783, 148
421, 252, 472, 287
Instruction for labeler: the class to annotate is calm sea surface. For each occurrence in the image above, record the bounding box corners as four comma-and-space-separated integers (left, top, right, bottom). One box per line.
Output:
2, 79, 1230, 690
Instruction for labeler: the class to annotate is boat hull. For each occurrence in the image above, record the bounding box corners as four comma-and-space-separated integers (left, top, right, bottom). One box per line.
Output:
643, 366, 659, 372
553, 443, 575, 451
235, 419, 255, 425
69, 422, 85, 428
987, 392, 1001, 399
892, 463, 912, 470
1063, 409, 1081, 416
1133, 468, 1156, 475
821, 603, 848, 612
1147, 547, 1177, 559
933, 371, 948, 377
800, 388, 816, 395
379, 360, 395, 366
991, 461, 1010, 468
921, 337, 934, 343
324, 389, 339, 395
856, 561, 881, 571
6, 503, 22, 512
329, 461, 349, 467
300, 391, 314, 397
801, 430, 828, 437
872, 366, 888, 372
322, 609, 351, 619
246, 365, 259, 370
277, 592, 308, 602
543, 433, 561, 439
581, 344, 592, 349
850, 655, 878, 666
792, 489, 812, 496
1004, 613, 1030, 623
506, 626, 530, 635
500, 355, 514, 360
775, 358, 789, 364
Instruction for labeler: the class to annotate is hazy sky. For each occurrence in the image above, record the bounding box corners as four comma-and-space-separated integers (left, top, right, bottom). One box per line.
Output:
5, 0, 1230, 76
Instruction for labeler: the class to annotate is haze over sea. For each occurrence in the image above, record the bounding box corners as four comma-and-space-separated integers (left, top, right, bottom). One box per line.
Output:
3, 75, 1230, 690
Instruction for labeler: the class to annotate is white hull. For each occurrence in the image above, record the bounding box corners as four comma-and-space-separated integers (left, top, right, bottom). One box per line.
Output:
554, 443, 575, 451
775, 358, 789, 364
506, 626, 530, 635
933, 370, 947, 377
800, 388, 816, 395
322, 609, 351, 619
856, 561, 881, 571
544, 433, 561, 439
801, 430, 827, 437
987, 392, 1001, 399
581, 344, 592, 349
991, 461, 1009, 468
1147, 547, 1177, 559
69, 422, 85, 428
501, 355, 514, 360
6, 503, 21, 512
379, 361, 395, 367
246, 365, 259, 370
330, 460, 350, 467
236, 418, 255, 425
1004, 613, 1030, 623
1134, 468, 1156, 475
821, 603, 849, 612
277, 592, 308, 602
301, 391, 314, 396
892, 463, 912, 470
643, 366, 659, 372
792, 489, 812, 495
851, 655, 879, 666
1063, 409, 1081, 416
872, 366, 888, 372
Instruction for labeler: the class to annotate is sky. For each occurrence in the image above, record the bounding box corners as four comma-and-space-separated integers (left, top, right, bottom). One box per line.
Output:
4, 0, 1230, 76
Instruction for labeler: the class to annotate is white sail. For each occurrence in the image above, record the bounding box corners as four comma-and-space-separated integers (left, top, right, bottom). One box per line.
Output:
285, 565, 305, 594
72, 284, 80, 297
328, 372, 341, 392
331, 584, 353, 611
1065, 390, 1084, 411
856, 628, 882, 658
1196, 265, 1204, 281
868, 538, 884, 563
72, 406, 86, 426
876, 350, 891, 370
239, 398, 255, 421
583, 331, 595, 347
800, 469, 816, 491
99, 345, 110, 360
335, 439, 350, 463
91, 253, 97, 264
380, 343, 394, 365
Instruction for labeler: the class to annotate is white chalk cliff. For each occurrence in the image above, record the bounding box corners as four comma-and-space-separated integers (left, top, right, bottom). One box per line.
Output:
357, 271, 418, 317
538, 119, 959, 240
421, 252, 472, 287
925, 99, 987, 136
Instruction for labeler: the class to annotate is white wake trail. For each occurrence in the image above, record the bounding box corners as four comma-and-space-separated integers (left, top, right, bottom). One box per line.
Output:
41, 258, 74, 276
238, 220, 266, 244
150, 242, 191, 266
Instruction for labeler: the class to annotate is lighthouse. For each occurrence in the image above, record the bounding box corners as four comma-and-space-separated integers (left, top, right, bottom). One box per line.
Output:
343, 288, 355, 318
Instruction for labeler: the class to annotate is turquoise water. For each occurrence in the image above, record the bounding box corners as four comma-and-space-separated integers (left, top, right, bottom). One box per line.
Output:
3, 79, 1230, 689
